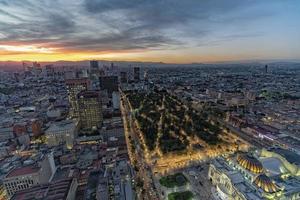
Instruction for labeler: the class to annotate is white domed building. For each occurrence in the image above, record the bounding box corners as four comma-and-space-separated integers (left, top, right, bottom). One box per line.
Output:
209, 148, 300, 200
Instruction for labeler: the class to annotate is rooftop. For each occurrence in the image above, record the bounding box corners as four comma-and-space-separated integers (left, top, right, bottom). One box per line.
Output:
272, 148, 300, 166
12, 178, 73, 200
6, 165, 40, 178
45, 120, 76, 134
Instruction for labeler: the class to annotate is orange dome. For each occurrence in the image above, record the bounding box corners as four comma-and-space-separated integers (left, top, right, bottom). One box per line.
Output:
254, 174, 280, 193
237, 154, 263, 174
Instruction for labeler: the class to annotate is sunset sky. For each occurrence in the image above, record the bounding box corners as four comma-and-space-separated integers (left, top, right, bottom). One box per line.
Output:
0, 0, 299, 63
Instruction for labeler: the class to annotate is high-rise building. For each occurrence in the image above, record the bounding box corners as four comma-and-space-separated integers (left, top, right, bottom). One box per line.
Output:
120, 71, 128, 83
90, 60, 100, 78
112, 91, 120, 110
133, 67, 140, 82
99, 76, 118, 96
77, 91, 103, 130
90, 60, 99, 71
144, 70, 148, 81
65, 78, 91, 117
265, 64, 268, 73
43, 65, 55, 77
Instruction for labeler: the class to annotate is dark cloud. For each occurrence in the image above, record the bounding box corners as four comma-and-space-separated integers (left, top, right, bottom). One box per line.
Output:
0, 0, 274, 52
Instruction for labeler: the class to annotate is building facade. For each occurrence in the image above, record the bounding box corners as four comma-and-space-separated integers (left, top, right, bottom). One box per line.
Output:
77, 91, 103, 130
45, 120, 78, 149
11, 178, 78, 200
99, 76, 118, 96
133, 67, 140, 82
3, 153, 56, 197
65, 78, 91, 118
209, 148, 300, 200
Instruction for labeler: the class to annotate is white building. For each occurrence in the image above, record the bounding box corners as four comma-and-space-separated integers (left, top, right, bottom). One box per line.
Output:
209, 148, 300, 200
3, 153, 56, 197
112, 91, 120, 110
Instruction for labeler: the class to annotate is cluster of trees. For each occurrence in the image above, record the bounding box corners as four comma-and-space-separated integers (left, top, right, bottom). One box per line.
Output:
159, 113, 188, 153
126, 91, 146, 109
168, 191, 194, 200
127, 90, 223, 154
135, 113, 158, 151
159, 173, 187, 188
131, 90, 189, 153
174, 112, 222, 147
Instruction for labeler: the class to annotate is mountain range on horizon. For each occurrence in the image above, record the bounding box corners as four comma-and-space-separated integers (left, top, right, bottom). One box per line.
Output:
0, 59, 300, 71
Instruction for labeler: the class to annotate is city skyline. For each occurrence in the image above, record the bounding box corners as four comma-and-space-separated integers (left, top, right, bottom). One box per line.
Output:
0, 0, 300, 63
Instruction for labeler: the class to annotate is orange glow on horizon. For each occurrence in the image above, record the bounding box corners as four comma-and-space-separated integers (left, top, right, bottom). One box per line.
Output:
0, 44, 287, 64
0, 52, 244, 64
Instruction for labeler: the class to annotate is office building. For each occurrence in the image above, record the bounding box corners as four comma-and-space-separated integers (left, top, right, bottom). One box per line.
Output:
144, 70, 148, 81
45, 120, 78, 149
99, 76, 118, 95
133, 67, 140, 82
65, 78, 91, 117
120, 71, 128, 84
3, 153, 56, 197
77, 91, 103, 130
90, 60, 100, 76
112, 91, 120, 110
90, 60, 99, 71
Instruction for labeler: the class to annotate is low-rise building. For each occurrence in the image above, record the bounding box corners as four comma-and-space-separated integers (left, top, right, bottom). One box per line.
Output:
12, 178, 78, 200
3, 153, 56, 197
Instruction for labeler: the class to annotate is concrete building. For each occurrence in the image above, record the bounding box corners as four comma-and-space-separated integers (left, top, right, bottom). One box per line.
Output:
45, 120, 78, 149
90, 60, 99, 71
78, 91, 103, 131
65, 78, 91, 118
133, 67, 140, 82
31, 119, 42, 137
12, 178, 78, 200
3, 153, 56, 197
0, 127, 14, 142
120, 71, 128, 84
99, 76, 118, 96
112, 91, 120, 110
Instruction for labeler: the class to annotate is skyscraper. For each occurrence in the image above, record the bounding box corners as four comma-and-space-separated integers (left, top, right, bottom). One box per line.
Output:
120, 71, 128, 83
65, 78, 91, 117
77, 91, 103, 130
99, 75, 118, 96
90, 60, 99, 71
265, 65, 268, 73
90, 60, 100, 77
133, 67, 140, 82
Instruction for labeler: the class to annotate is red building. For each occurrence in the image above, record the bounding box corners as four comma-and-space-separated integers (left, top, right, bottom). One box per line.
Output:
13, 123, 27, 137
31, 119, 42, 137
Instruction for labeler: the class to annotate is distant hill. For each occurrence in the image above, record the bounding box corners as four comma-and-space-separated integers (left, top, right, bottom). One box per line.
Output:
0, 59, 299, 71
